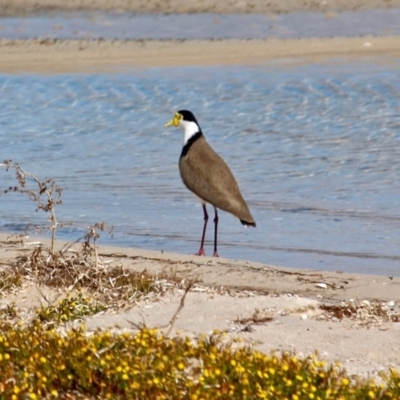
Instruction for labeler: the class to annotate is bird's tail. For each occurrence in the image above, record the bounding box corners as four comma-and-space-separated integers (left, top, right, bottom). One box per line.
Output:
240, 219, 256, 227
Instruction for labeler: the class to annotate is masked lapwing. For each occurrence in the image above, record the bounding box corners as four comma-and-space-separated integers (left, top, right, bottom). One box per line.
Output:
165, 110, 256, 257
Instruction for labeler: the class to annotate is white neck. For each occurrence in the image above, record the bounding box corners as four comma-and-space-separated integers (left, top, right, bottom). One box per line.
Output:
180, 120, 200, 145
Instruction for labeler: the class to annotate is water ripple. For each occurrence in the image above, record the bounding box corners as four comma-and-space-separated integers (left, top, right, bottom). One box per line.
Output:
1, 63, 400, 275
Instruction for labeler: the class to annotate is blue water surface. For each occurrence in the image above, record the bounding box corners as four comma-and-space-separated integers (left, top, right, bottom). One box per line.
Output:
1, 62, 400, 275
1, 10, 400, 39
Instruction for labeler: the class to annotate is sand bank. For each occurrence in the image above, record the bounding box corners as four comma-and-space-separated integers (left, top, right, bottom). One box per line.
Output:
1, 37, 400, 73
1, 233, 400, 378
1, 0, 400, 15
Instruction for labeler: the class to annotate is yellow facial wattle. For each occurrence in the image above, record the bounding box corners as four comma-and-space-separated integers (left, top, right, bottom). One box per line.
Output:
165, 112, 182, 128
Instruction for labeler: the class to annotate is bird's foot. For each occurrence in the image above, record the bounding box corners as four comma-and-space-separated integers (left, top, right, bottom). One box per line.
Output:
213, 252, 219, 258
195, 248, 206, 256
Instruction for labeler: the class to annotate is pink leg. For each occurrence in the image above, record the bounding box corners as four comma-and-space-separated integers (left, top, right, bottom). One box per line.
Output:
213, 208, 219, 257
195, 204, 208, 256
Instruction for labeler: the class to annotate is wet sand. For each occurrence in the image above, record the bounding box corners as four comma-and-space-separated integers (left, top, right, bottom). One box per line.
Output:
1, 37, 400, 73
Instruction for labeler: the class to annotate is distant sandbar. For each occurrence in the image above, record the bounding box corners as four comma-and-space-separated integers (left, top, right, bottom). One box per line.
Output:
1, 37, 400, 74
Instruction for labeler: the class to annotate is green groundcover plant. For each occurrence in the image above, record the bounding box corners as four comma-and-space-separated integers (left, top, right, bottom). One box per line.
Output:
1, 322, 400, 400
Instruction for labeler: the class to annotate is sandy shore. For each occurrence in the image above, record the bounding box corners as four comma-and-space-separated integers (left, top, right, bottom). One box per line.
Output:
1, 0, 400, 15
1, 37, 400, 73
1, 232, 400, 378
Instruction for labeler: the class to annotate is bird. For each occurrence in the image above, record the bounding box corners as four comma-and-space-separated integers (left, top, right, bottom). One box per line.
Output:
165, 110, 256, 257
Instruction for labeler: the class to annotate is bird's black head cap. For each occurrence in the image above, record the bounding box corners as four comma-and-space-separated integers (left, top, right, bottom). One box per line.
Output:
177, 110, 198, 124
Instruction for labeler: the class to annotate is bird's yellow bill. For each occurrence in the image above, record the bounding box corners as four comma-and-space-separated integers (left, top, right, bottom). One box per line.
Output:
165, 112, 181, 127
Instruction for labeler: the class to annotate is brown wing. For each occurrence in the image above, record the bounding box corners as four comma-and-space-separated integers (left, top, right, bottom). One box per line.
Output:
179, 136, 256, 226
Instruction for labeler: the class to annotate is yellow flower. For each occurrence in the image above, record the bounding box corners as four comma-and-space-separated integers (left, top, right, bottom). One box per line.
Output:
131, 382, 140, 389
178, 362, 185, 370
157, 361, 165, 371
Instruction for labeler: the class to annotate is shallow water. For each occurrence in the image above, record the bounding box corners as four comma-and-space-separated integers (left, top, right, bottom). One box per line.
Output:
1, 9, 400, 39
1, 62, 400, 275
